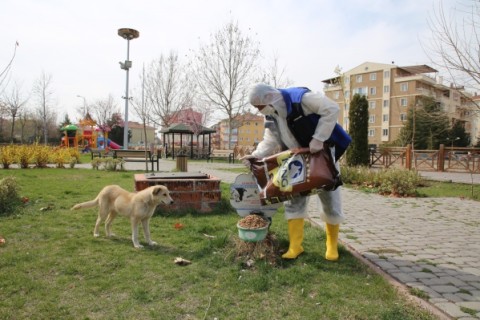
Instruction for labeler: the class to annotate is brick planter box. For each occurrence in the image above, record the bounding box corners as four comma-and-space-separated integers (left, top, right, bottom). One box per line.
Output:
134, 172, 222, 213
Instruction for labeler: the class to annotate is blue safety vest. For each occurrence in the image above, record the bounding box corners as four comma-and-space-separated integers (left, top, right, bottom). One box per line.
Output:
278, 87, 351, 161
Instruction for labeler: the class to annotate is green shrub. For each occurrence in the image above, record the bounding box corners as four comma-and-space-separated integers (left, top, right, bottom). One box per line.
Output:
376, 168, 423, 196
0, 176, 21, 216
341, 166, 377, 186
33, 145, 51, 168
51, 148, 68, 168
91, 158, 124, 171
15, 145, 34, 168
0, 145, 16, 169
341, 166, 423, 197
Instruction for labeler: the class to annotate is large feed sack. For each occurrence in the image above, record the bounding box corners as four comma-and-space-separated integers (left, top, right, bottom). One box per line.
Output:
249, 148, 342, 205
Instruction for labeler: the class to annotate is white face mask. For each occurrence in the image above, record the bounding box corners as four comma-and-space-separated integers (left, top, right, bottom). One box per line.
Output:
259, 105, 276, 116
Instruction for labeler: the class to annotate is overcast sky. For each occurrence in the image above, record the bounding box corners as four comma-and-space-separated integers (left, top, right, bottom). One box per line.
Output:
1, 0, 456, 124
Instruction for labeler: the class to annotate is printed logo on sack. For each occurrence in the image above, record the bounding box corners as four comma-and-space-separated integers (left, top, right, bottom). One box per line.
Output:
273, 154, 306, 191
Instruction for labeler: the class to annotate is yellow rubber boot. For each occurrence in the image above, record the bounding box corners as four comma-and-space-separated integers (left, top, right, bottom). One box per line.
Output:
325, 223, 339, 261
282, 218, 304, 259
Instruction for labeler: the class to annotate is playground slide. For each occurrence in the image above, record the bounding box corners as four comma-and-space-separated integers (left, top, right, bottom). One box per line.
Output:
107, 139, 121, 149
97, 137, 122, 149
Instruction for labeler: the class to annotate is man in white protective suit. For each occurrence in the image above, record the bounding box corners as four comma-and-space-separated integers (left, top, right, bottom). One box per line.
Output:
242, 83, 348, 261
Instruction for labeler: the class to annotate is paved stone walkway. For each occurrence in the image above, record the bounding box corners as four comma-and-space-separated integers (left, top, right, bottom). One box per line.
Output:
85, 159, 480, 319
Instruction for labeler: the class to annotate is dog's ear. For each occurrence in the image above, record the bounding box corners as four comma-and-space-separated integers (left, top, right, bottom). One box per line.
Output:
152, 186, 162, 195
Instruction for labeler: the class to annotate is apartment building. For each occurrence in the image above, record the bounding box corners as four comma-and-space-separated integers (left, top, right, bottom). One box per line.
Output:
468, 95, 480, 145
322, 62, 471, 146
236, 112, 264, 147
210, 119, 232, 149
213, 112, 264, 149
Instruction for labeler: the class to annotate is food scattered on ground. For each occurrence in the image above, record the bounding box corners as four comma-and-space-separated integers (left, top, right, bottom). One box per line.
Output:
233, 233, 280, 267
238, 214, 268, 229
174, 257, 191, 266
174, 222, 184, 230
0, 236, 5, 245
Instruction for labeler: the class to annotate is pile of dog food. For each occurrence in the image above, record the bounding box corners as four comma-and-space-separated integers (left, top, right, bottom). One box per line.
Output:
238, 214, 268, 229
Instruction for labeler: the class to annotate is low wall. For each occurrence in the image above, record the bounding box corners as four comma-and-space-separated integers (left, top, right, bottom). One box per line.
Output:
134, 173, 222, 213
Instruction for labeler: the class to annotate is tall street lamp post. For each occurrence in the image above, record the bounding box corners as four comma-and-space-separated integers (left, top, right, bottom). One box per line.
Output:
118, 28, 139, 150
76, 95, 87, 116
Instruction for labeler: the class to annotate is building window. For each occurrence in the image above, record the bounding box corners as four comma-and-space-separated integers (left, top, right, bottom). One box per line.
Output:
343, 117, 349, 126
400, 98, 408, 106
353, 87, 367, 96
344, 90, 350, 99
400, 113, 407, 121
334, 91, 340, 99
384, 70, 390, 78
368, 129, 375, 137
344, 104, 349, 111
356, 75, 363, 83
400, 83, 408, 92
369, 101, 376, 109
383, 100, 389, 107
383, 85, 390, 93
369, 87, 376, 95
370, 73, 377, 81
344, 77, 350, 85
382, 129, 389, 136
369, 115, 375, 123
383, 114, 389, 122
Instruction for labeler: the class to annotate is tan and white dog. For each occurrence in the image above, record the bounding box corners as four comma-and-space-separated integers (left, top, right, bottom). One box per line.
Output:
71, 185, 174, 248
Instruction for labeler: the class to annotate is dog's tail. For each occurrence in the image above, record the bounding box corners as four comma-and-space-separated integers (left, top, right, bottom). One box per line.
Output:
71, 198, 99, 211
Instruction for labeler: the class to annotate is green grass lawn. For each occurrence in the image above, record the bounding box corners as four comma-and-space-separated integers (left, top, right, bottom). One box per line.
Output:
0, 168, 438, 319
417, 179, 480, 200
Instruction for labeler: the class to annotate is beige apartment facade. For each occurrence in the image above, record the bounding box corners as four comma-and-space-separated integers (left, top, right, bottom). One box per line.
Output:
236, 113, 264, 147
322, 62, 471, 146
213, 112, 264, 149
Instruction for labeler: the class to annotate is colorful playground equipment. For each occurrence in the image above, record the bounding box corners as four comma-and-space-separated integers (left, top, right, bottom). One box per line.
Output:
60, 117, 121, 150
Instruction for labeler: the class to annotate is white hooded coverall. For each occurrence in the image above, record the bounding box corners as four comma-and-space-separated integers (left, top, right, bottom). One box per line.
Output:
249, 84, 345, 225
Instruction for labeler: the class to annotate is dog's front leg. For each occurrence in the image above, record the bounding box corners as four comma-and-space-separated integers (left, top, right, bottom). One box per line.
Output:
142, 219, 157, 246
131, 218, 143, 248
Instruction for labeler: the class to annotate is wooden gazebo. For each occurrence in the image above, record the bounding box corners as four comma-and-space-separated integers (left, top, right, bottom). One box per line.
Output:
160, 123, 216, 159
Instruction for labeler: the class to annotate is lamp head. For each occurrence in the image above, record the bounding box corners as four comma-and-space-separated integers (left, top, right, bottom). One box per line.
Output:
118, 28, 140, 40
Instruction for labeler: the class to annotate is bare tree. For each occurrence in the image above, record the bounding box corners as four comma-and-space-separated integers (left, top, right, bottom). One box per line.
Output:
260, 52, 293, 89
17, 109, 31, 143
191, 20, 260, 149
90, 94, 119, 141
143, 51, 190, 129
130, 65, 155, 170
2, 82, 28, 143
186, 100, 215, 155
424, 0, 480, 108
32, 71, 55, 144
131, 65, 152, 145
0, 102, 7, 142
0, 41, 19, 96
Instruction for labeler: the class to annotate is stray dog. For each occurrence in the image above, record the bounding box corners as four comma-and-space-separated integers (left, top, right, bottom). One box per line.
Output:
71, 185, 174, 248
